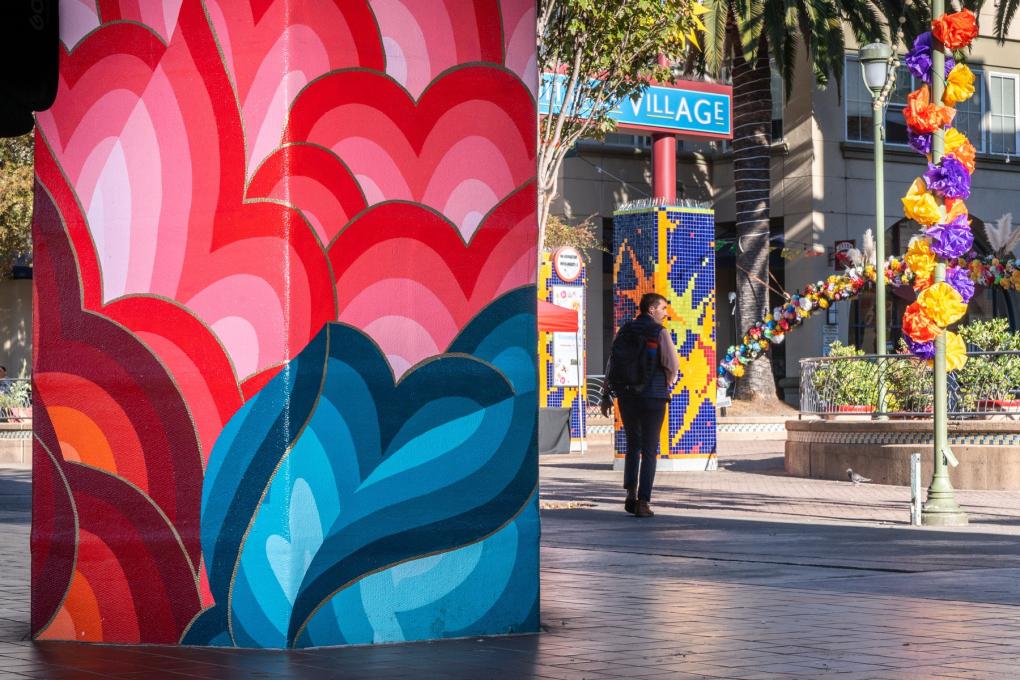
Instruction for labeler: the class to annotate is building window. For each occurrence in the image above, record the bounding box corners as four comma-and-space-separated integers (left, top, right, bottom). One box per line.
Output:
884, 65, 915, 145
771, 63, 784, 141
602, 133, 652, 148
844, 57, 913, 144
989, 73, 1018, 155
848, 56, 1020, 156
954, 69, 984, 151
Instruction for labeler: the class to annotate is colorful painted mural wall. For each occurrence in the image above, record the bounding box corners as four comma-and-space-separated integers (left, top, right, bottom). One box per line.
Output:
538, 250, 587, 449
31, 0, 539, 648
612, 206, 717, 470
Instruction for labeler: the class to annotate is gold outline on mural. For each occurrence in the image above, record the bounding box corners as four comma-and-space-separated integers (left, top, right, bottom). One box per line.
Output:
178, 603, 216, 644
224, 322, 331, 646
32, 178, 213, 552
67, 459, 202, 592
62, 19, 170, 57
237, 195, 341, 324
32, 435, 80, 640
40, 113, 283, 408
325, 178, 537, 256
198, 0, 253, 183
290, 481, 540, 647
36, 133, 109, 313
243, 141, 368, 215
98, 292, 246, 404
222, 321, 524, 646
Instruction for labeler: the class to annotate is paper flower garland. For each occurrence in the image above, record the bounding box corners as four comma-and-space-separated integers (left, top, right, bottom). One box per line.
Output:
932, 8, 978, 50
898, 14, 978, 368
904, 32, 955, 84
719, 14, 985, 383
719, 254, 1020, 381
943, 64, 975, 106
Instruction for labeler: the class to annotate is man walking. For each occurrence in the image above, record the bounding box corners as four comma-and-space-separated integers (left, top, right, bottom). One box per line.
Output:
601, 293, 678, 517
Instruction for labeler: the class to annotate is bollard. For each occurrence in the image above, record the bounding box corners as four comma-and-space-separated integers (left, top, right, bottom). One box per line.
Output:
910, 453, 922, 526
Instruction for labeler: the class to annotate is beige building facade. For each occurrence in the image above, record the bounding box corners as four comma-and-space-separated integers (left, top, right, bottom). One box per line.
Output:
556, 16, 1020, 403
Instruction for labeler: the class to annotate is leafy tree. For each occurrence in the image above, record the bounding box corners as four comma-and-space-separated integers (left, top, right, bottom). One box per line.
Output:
543, 214, 608, 262
537, 0, 706, 247
698, 0, 901, 402
0, 133, 33, 278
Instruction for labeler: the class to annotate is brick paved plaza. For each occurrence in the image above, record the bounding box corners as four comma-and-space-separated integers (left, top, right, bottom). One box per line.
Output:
3, 437, 1020, 678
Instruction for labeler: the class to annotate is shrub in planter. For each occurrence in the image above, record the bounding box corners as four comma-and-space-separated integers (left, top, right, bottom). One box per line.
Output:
956, 319, 1020, 412
811, 342, 878, 410
0, 380, 31, 421
885, 339, 933, 415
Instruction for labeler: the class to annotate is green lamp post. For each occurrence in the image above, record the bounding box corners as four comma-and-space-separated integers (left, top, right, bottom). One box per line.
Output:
859, 42, 892, 416
922, 0, 968, 527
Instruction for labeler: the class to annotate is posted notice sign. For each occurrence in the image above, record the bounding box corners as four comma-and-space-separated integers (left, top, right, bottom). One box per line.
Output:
539, 73, 732, 140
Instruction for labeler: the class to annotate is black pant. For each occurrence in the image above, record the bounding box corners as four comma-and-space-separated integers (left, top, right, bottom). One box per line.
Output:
617, 396, 667, 502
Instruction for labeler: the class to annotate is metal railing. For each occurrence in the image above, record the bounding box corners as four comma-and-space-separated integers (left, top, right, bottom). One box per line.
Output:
799, 351, 1020, 419
0, 378, 31, 423
585, 375, 606, 418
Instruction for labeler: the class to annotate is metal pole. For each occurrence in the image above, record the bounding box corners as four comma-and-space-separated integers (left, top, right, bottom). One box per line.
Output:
873, 96, 888, 417
652, 54, 677, 203
922, 0, 967, 526
910, 452, 922, 526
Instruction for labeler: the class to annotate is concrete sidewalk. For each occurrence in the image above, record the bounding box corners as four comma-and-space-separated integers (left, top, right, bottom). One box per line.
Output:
3, 440, 1020, 679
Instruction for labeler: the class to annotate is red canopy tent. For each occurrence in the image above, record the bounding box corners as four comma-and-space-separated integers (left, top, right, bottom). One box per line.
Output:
537, 299, 578, 332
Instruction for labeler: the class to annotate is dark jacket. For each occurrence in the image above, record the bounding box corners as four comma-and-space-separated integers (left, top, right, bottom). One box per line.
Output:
603, 314, 680, 401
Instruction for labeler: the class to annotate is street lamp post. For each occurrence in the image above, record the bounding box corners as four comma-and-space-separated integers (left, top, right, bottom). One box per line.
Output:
922, 0, 968, 526
859, 43, 892, 417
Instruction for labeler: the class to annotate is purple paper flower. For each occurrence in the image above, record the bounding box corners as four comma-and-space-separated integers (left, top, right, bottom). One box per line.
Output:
946, 265, 976, 303
908, 130, 933, 155
923, 156, 972, 199
904, 32, 956, 85
925, 213, 974, 259
906, 336, 936, 360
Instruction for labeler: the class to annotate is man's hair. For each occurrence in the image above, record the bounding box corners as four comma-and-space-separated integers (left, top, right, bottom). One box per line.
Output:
639, 293, 668, 314
0, 366, 7, 372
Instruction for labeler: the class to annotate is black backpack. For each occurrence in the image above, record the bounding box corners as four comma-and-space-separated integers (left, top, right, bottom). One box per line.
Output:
607, 324, 658, 396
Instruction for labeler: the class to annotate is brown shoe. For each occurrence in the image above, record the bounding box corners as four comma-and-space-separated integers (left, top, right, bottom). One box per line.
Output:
624, 497, 636, 514
635, 501, 654, 518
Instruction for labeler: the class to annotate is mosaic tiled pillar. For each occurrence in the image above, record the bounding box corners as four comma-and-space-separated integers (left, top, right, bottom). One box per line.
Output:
612, 205, 717, 470
539, 251, 587, 451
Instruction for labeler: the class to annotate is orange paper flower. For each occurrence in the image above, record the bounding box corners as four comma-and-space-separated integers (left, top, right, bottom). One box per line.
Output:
944, 128, 977, 173
932, 9, 979, 50
902, 302, 940, 344
904, 86, 956, 134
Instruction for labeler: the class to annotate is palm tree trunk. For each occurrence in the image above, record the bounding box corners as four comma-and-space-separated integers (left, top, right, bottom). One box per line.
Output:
731, 35, 776, 402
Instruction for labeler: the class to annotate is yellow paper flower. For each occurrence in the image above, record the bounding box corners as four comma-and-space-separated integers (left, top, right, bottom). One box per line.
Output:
731, 364, 745, 378
945, 331, 968, 371
943, 64, 976, 106
917, 282, 967, 328
902, 178, 941, 226
905, 238, 937, 280
1012, 269, 1020, 290
944, 128, 977, 173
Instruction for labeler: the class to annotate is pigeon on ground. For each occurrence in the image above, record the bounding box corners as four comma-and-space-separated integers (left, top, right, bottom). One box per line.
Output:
847, 468, 871, 485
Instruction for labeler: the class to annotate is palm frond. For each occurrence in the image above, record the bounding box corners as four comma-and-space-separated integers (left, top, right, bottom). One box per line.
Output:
702, 0, 731, 76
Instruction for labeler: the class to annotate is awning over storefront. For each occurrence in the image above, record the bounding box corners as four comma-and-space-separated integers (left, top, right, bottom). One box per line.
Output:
537, 299, 578, 333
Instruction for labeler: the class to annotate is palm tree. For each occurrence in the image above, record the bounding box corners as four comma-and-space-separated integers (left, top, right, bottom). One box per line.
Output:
699, 1, 905, 402
971, 0, 1019, 40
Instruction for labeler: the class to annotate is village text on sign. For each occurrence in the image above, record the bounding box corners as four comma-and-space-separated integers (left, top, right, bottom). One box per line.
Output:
538, 73, 732, 140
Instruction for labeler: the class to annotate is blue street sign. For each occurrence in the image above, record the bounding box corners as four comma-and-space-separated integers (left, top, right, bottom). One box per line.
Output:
538, 73, 732, 139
